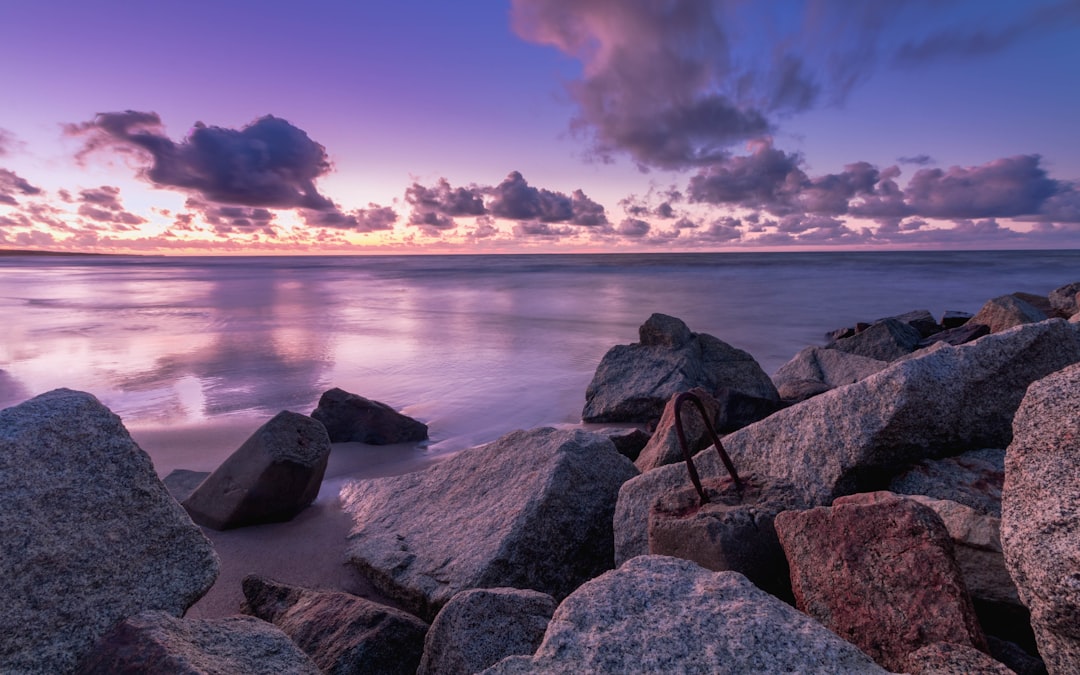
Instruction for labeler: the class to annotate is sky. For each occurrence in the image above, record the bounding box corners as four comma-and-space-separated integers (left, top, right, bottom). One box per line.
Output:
1, 0, 1079, 254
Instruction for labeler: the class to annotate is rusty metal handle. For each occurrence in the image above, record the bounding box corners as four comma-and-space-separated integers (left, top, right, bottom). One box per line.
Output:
673, 391, 742, 505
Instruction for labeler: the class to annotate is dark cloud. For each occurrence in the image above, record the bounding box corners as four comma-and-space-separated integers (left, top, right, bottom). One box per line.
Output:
76, 186, 147, 227
488, 171, 608, 226
405, 178, 485, 232
686, 139, 805, 211
66, 111, 335, 210
513, 221, 575, 238
304, 203, 397, 232
0, 168, 42, 206
181, 197, 275, 234
898, 154, 934, 166
904, 155, 1058, 219
615, 218, 650, 237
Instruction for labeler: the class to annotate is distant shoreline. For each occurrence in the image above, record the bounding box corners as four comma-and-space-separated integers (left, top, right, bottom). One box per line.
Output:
0, 249, 139, 257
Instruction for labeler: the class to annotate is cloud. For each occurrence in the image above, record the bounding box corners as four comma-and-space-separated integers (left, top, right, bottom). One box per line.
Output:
898, 154, 934, 166
513, 221, 576, 238
686, 138, 805, 211
903, 155, 1058, 219
489, 171, 608, 226
615, 218, 650, 237
0, 129, 16, 157
0, 168, 42, 206
76, 186, 147, 227
304, 204, 398, 232
66, 111, 335, 210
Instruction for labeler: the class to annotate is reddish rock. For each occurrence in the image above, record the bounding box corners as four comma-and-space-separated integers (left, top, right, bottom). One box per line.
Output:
905, 642, 1012, 675
970, 295, 1046, 333
774, 491, 986, 671
634, 387, 720, 472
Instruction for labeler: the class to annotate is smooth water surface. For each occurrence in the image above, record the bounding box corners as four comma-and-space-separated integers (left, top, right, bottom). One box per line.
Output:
2, 250, 1077, 471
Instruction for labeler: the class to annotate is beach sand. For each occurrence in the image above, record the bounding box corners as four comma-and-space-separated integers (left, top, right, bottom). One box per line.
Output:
132, 420, 446, 619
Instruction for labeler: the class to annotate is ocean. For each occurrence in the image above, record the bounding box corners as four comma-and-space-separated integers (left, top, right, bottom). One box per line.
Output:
2, 250, 1078, 478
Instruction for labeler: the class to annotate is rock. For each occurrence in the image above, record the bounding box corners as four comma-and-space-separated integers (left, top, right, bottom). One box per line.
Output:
906, 495, 1019, 607
776, 377, 832, 403
1002, 362, 1080, 674
74, 610, 319, 675
582, 314, 778, 423
163, 469, 210, 503
971, 295, 1047, 333
917, 322, 991, 348
885, 309, 942, 338
904, 642, 1013, 675
634, 388, 720, 472
772, 346, 888, 393
1013, 292, 1056, 318
1049, 282, 1080, 317
774, 492, 986, 671
614, 319, 1080, 563
182, 411, 331, 530
713, 387, 784, 432
889, 447, 1005, 516
418, 588, 555, 675
312, 387, 428, 444
341, 428, 639, 620
647, 476, 804, 598
941, 310, 975, 329
483, 556, 887, 674
591, 426, 650, 462
0, 389, 219, 675
987, 636, 1049, 675
242, 575, 428, 675
831, 317, 923, 361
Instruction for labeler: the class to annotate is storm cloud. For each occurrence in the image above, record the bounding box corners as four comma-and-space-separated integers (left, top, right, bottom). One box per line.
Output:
67, 111, 335, 210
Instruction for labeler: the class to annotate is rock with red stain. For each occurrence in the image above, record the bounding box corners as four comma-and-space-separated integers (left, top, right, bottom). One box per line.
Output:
634, 387, 721, 472
774, 491, 987, 671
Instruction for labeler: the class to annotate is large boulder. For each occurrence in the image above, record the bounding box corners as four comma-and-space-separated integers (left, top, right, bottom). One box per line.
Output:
242, 575, 428, 675
418, 588, 555, 675
483, 556, 887, 674
888, 447, 1005, 517
75, 610, 319, 675
182, 410, 331, 530
0, 390, 219, 675
774, 492, 986, 671
1002, 362, 1080, 674
772, 345, 888, 394
614, 320, 1080, 561
341, 428, 639, 620
830, 317, 923, 361
971, 295, 1047, 333
1049, 281, 1080, 317
582, 314, 778, 423
634, 387, 720, 472
904, 642, 1013, 675
312, 387, 428, 444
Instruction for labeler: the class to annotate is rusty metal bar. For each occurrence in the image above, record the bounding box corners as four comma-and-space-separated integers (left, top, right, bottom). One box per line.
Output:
673, 391, 742, 504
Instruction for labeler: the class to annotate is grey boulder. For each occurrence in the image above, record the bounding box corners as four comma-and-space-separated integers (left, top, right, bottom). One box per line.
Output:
888, 447, 1005, 517
582, 314, 777, 423
1049, 281, 1080, 317
971, 295, 1047, 333
904, 642, 1013, 675
341, 428, 639, 620
614, 319, 1080, 561
242, 575, 428, 675
312, 387, 428, 444
418, 588, 555, 675
75, 610, 319, 675
182, 410, 331, 530
0, 389, 219, 675
1002, 362, 1080, 674
482, 556, 886, 674
772, 345, 888, 395
830, 317, 923, 361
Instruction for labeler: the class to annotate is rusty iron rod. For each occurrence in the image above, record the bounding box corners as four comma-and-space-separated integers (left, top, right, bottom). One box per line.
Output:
673, 391, 742, 505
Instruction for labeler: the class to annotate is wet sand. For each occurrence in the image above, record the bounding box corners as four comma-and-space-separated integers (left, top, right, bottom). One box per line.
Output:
132, 420, 447, 618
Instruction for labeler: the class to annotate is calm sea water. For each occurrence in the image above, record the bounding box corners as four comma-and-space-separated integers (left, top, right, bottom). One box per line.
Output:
2, 251, 1078, 473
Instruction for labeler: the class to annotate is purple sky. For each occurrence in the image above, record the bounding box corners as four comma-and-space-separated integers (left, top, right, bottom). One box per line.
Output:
2, 0, 1079, 253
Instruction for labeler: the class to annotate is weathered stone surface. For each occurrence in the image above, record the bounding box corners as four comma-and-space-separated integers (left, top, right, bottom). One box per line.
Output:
647, 476, 804, 598
483, 556, 887, 674
889, 447, 1005, 516
906, 495, 1018, 607
242, 575, 427, 675
918, 322, 991, 348
712, 387, 784, 432
592, 426, 650, 462
75, 610, 319, 675
163, 469, 210, 503
775, 377, 832, 402
971, 295, 1047, 333
341, 428, 639, 620
1014, 292, 1056, 318
831, 317, 923, 361
0, 389, 219, 675
1049, 282, 1080, 317
582, 314, 778, 423
886, 309, 942, 338
941, 310, 975, 329
1003, 362, 1080, 674
772, 345, 888, 392
418, 588, 555, 675
634, 387, 720, 472
775, 492, 986, 671
904, 642, 1012, 675
182, 410, 331, 530
614, 320, 1080, 562
311, 387, 428, 444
